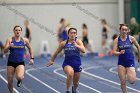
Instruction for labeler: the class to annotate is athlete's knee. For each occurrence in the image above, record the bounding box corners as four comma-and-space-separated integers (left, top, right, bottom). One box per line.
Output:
7, 76, 13, 84
128, 78, 136, 84
67, 71, 74, 78
73, 81, 79, 86
120, 79, 126, 85
67, 73, 73, 78
16, 75, 24, 81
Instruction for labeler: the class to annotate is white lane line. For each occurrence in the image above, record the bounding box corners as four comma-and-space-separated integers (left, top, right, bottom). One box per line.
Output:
1, 68, 33, 93
0, 69, 20, 93
0, 69, 6, 72
25, 67, 60, 93
83, 66, 121, 90
109, 67, 118, 74
53, 67, 102, 93
109, 67, 140, 80
83, 66, 140, 92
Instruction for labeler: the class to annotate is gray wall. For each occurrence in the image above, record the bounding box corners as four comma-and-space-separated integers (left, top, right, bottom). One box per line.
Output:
0, 0, 119, 56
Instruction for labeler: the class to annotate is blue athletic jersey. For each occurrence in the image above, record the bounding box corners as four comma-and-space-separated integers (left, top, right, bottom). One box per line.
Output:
8, 37, 25, 62
63, 39, 81, 67
118, 35, 134, 67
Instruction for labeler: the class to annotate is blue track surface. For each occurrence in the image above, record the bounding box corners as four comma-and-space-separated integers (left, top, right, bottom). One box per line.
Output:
0, 55, 140, 93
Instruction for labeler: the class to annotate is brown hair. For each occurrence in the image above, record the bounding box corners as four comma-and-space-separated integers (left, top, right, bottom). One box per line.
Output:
13, 25, 22, 31
68, 27, 77, 34
119, 24, 128, 30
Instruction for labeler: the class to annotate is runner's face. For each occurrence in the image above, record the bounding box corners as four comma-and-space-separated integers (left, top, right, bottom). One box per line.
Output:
14, 27, 22, 37
68, 29, 77, 40
120, 26, 128, 36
